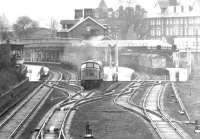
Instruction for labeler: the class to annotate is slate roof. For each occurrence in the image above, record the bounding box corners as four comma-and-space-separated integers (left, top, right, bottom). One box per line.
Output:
60, 16, 107, 33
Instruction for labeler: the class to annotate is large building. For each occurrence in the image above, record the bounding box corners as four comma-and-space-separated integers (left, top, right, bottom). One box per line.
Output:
146, 0, 200, 49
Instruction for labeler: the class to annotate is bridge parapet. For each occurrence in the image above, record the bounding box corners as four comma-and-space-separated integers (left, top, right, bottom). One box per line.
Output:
1, 38, 82, 46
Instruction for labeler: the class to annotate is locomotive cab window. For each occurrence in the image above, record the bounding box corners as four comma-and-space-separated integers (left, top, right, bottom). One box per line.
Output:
86, 63, 94, 68
81, 64, 86, 69
94, 63, 100, 69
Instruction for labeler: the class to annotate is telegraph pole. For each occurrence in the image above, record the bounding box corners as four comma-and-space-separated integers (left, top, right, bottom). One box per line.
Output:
196, 29, 199, 63
109, 43, 118, 81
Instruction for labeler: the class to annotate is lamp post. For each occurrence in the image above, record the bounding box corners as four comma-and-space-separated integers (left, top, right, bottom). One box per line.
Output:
109, 43, 118, 81
196, 29, 199, 63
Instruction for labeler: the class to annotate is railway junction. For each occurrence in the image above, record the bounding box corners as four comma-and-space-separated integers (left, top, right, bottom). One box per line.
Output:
0, 62, 199, 139
1, 36, 200, 139
1, 0, 200, 138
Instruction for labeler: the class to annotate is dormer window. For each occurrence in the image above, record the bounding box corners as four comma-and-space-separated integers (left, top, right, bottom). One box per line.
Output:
86, 26, 91, 32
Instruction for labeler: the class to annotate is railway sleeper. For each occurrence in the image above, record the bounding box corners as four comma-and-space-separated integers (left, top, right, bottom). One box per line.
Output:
45, 126, 60, 133
59, 107, 70, 111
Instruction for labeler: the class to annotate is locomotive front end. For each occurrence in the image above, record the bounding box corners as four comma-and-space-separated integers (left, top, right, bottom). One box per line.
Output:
80, 60, 103, 89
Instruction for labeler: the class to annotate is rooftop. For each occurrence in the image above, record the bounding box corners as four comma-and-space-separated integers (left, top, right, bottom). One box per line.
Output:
59, 16, 107, 33
98, 0, 108, 9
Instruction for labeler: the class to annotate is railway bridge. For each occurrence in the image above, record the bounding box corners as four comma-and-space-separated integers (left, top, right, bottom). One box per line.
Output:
5, 38, 199, 81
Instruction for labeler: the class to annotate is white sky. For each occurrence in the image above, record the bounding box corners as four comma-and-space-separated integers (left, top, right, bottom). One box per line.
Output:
0, 0, 157, 27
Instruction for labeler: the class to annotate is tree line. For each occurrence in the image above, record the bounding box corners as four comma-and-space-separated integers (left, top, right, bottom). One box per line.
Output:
0, 15, 58, 41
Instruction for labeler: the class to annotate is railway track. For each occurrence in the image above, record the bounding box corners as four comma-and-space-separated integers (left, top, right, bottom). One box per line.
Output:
34, 80, 123, 139
114, 79, 192, 139
143, 83, 192, 139
113, 81, 158, 119
34, 80, 96, 139
0, 71, 62, 139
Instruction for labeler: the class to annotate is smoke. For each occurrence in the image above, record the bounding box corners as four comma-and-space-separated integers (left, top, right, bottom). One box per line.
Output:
62, 36, 107, 67
81, 35, 106, 47
89, 35, 105, 41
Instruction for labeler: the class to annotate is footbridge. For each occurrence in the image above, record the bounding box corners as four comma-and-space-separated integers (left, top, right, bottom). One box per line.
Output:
3, 38, 195, 81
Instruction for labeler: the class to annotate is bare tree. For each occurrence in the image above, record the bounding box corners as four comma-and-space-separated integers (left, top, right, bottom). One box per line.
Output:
49, 18, 58, 37
0, 15, 9, 41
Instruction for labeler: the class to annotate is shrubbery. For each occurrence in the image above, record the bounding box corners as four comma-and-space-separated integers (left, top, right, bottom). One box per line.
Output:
0, 68, 19, 94
0, 44, 25, 94
0, 44, 11, 69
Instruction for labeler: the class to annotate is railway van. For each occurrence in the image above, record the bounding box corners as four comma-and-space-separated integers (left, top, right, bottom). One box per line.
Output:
80, 60, 104, 89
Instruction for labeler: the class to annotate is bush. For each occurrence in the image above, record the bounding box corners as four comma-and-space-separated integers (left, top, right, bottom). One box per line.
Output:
0, 45, 11, 69
0, 44, 26, 94
0, 68, 19, 94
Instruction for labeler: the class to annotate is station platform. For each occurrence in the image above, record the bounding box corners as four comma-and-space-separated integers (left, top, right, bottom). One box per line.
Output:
103, 66, 135, 81
26, 65, 49, 81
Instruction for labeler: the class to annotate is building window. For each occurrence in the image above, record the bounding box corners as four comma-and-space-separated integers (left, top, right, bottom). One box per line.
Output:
189, 27, 193, 35
156, 29, 161, 36
174, 27, 177, 36
180, 28, 183, 36
181, 6, 184, 12
184, 28, 188, 36
157, 19, 160, 25
151, 30, 154, 36
177, 18, 180, 24
180, 18, 183, 24
193, 28, 197, 35
169, 28, 172, 36
172, 28, 174, 36
175, 18, 178, 24
166, 27, 169, 36
174, 6, 176, 13
197, 18, 200, 24
184, 18, 187, 24
189, 18, 193, 24
178, 27, 182, 36
152, 20, 154, 25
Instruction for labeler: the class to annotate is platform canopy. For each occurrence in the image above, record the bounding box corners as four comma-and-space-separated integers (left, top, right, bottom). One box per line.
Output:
0, 42, 24, 50
81, 40, 172, 49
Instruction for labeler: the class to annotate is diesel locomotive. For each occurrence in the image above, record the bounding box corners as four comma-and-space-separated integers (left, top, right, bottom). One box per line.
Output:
80, 60, 104, 89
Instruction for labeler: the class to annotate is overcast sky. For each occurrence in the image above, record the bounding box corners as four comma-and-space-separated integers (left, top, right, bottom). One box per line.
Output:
0, 0, 158, 27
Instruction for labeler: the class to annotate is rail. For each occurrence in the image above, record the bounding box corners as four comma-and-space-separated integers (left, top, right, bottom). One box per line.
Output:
11, 72, 62, 138
157, 84, 189, 139
0, 71, 62, 139
171, 82, 190, 121
142, 85, 163, 139
1, 78, 29, 97
35, 76, 82, 139
143, 83, 192, 139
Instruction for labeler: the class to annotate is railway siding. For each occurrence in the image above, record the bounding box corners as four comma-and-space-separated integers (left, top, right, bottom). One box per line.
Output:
114, 80, 193, 139
34, 81, 87, 139
0, 71, 62, 139
171, 83, 190, 121
143, 83, 192, 139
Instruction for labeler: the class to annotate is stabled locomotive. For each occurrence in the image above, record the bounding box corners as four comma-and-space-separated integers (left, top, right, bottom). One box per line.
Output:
80, 60, 104, 89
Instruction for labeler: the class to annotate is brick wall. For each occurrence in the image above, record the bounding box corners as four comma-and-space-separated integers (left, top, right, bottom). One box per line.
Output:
67, 19, 106, 39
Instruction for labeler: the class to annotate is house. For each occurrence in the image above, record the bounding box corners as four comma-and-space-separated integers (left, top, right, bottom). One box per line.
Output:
57, 16, 108, 40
